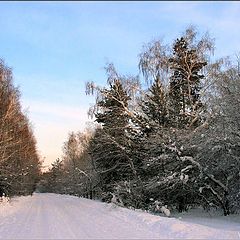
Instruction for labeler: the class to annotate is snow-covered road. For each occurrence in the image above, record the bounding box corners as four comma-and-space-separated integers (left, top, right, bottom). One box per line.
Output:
0, 193, 239, 239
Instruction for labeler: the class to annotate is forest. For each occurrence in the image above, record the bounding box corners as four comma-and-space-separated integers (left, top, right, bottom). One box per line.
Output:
1, 26, 240, 216
0, 60, 41, 197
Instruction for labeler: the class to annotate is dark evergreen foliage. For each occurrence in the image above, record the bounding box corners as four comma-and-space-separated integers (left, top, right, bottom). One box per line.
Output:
169, 36, 207, 128
141, 76, 169, 128
40, 26, 240, 216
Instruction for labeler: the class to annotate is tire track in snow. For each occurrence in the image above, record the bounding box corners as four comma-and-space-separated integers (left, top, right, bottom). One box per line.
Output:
54, 197, 159, 239
48, 196, 88, 239
0, 193, 239, 239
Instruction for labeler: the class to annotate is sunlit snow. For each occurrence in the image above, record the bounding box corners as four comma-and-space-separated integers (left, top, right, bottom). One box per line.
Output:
0, 193, 239, 239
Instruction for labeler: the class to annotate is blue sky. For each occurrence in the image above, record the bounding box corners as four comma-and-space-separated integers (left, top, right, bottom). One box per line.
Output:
0, 1, 239, 167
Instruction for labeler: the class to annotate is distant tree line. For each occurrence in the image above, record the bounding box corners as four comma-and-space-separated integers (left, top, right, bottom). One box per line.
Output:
0, 59, 41, 197
41, 26, 240, 216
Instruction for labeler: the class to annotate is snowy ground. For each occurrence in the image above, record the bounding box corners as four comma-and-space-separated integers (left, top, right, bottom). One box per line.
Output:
0, 193, 239, 239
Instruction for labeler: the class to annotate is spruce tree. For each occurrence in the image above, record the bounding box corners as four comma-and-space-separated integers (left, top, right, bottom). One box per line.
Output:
95, 78, 130, 138
141, 75, 168, 128
138, 27, 214, 212
169, 36, 207, 128
87, 67, 141, 198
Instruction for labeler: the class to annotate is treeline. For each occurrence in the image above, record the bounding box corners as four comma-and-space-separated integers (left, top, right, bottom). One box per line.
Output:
41, 26, 240, 216
0, 60, 41, 197
39, 126, 96, 197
